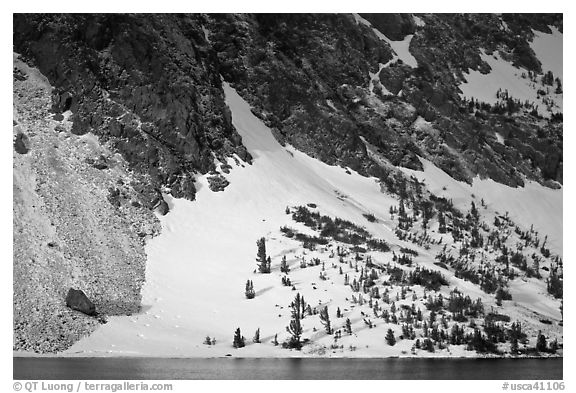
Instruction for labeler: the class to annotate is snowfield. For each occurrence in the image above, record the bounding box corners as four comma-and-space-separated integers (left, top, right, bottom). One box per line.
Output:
530, 26, 563, 82
459, 49, 562, 117
353, 13, 418, 68
400, 157, 562, 257
65, 83, 562, 358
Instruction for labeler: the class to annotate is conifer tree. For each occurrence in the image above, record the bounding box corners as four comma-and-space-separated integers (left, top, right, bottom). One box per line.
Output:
256, 237, 270, 273
319, 306, 332, 334
336, 307, 342, 318
438, 211, 447, 234
549, 338, 558, 353
470, 201, 479, 221
266, 256, 272, 272
253, 328, 261, 343
510, 336, 519, 354
385, 328, 396, 346
280, 255, 290, 274
233, 328, 245, 348
286, 293, 304, 349
536, 331, 547, 352
245, 280, 255, 299
345, 318, 352, 335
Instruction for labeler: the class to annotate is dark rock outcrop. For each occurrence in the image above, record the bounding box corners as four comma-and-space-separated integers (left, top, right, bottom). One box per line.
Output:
14, 132, 30, 154
359, 13, 416, 41
207, 173, 230, 192
13, 14, 562, 193
66, 288, 96, 316
155, 199, 169, 216
205, 13, 562, 187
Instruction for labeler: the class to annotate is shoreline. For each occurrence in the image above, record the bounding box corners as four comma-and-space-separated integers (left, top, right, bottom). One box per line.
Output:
13, 351, 563, 360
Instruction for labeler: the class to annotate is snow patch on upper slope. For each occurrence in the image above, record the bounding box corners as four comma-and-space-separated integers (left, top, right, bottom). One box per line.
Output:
459, 50, 562, 117
531, 26, 563, 82
400, 157, 562, 257
353, 13, 418, 68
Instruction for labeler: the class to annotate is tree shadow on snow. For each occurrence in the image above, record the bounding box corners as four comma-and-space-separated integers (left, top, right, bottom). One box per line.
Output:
255, 286, 274, 296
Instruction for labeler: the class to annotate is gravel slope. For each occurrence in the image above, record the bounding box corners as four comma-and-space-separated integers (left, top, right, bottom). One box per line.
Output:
13, 54, 160, 353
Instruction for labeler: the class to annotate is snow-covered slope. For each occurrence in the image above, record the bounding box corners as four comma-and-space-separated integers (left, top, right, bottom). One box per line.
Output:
530, 26, 563, 82
66, 83, 562, 358
459, 50, 562, 117
66, 83, 403, 357
400, 157, 562, 257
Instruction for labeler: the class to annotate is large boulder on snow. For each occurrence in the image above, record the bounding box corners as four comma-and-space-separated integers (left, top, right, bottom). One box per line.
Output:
65, 288, 96, 316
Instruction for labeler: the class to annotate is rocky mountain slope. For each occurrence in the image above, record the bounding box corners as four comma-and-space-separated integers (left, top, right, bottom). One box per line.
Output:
13, 54, 160, 353
64, 81, 562, 358
13, 13, 562, 354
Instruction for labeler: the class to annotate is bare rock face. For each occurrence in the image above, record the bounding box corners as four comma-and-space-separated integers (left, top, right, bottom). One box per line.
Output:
207, 173, 230, 192
13, 13, 563, 193
66, 289, 96, 316
13, 14, 252, 204
359, 13, 416, 41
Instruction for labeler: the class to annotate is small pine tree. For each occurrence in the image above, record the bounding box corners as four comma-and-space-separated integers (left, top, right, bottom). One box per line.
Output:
536, 331, 547, 353
319, 306, 332, 334
253, 328, 261, 343
204, 335, 212, 345
280, 255, 290, 274
286, 293, 304, 349
424, 338, 435, 352
345, 318, 352, 335
245, 280, 255, 299
438, 211, 446, 233
336, 307, 342, 318
510, 336, 519, 354
256, 237, 270, 273
233, 328, 245, 348
385, 328, 396, 346
470, 201, 479, 221
549, 339, 558, 353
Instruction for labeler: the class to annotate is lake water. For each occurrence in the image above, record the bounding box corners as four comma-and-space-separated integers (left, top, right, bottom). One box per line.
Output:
13, 357, 562, 380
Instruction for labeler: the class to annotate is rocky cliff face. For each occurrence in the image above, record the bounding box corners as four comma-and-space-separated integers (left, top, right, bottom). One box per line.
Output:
14, 14, 252, 206
204, 13, 562, 187
14, 13, 562, 197
13, 13, 562, 353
